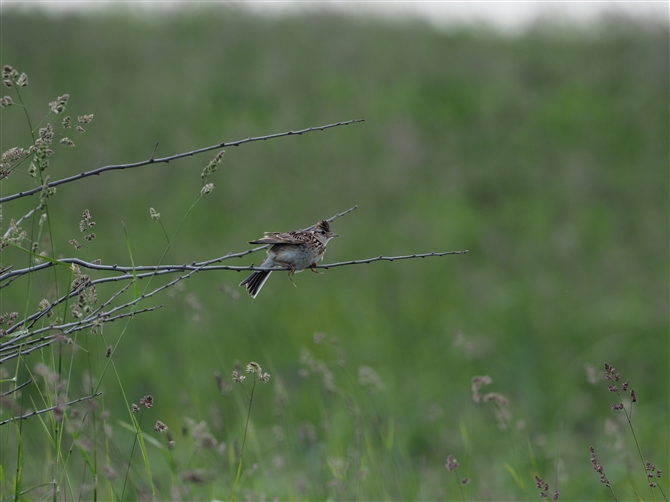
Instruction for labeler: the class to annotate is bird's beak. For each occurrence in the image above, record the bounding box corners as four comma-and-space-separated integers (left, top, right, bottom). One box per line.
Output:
328, 232, 339, 238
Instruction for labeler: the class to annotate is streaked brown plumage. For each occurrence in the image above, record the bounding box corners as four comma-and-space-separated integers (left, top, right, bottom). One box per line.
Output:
239, 220, 338, 298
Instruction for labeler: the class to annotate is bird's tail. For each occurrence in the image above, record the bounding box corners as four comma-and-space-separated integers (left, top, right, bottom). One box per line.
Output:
239, 269, 272, 298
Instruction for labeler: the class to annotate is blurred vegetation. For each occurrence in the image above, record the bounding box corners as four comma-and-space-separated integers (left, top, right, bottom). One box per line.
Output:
0, 7, 667, 501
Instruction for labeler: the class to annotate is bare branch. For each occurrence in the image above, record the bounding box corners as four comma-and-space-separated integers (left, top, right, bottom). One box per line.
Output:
0, 246, 466, 362
6, 263, 198, 339
0, 199, 466, 367
0, 120, 364, 204
23, 280, 134, 332
0, 304, 163, 364
0, 338, 57, 363
323, 205, 358, 224
156, 249, 470, 273
0, 205, 360, 286
1, 262, 205, 364
80, 280, 134, 323
1, 248, 468, 309
0, 391, 102, 427
2, 204, 42, 239
1, 379, 32, 397
317, 250, 469, 269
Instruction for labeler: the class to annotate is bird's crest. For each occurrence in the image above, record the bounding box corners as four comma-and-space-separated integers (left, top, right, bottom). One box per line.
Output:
315, 220, 331, 233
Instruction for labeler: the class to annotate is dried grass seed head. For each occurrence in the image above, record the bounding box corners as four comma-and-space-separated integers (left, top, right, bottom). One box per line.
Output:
358, 365, 385, 391
445, 455, 459, 471
246, 362, 262, 376
201, 149, 225, 179
16, 73, 28, 87
200, 182, 214, 195
104, 465, 117, 481
471, 374, 492, 402
38, 123, 54, 145
1, 147, 26, 165
232, 370, 246, 383
140, 395, 154, 409
49, 94, 70, 114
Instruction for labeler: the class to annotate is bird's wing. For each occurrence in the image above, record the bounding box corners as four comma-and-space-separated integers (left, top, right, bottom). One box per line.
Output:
249, 231, 309, 245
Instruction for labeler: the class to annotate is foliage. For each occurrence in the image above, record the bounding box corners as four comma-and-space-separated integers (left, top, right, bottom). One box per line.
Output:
0, 8, 667, 500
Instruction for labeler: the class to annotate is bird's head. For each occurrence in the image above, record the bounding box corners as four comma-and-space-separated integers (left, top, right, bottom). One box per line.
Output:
313, 220, 338, 243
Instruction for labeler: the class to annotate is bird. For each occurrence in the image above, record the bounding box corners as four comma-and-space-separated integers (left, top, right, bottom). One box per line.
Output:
239, 220, 339, 298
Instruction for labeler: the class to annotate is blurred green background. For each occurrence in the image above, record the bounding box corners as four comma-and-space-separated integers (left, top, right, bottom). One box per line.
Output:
0, 7, 667, 500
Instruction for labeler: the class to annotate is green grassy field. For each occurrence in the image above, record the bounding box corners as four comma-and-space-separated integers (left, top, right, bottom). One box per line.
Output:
0, 8, 667, 501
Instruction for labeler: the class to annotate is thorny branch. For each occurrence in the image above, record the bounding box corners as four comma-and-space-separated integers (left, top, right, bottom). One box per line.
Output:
1, 378, 32, 397
1, 214, 379, 368
1, 206, 467, 283
2, 248, 468, 284
1, 115, 467, 428
0, 119, 364, 204
0, 305, 163, 363
0, 204, 467, 371
1, 263, 207, 350
0, 205, 361, 285
0, 391, 103, 427
2, 204, 41, 240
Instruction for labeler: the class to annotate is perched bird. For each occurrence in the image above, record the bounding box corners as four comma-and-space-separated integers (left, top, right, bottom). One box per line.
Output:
239, 220, 338, 298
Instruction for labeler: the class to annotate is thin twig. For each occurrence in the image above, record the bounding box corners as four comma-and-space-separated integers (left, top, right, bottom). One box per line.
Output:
0, 205, 360, 285
150, 142, 159, 161
2, 204, 42, 239
33, 249, 469, 274
3, 248, 468, 338
0, 120, 364, 204
4, 267, 193, 341
3, 249, 468, 309
0, 391, 102, 427
82, 280, 135, 321
317, 250, 469, 269
1, 263, 204, 363
23, 278, 133, 331
0, 379, 32, 397
0, 306, 162, 363
324, 205, 358, 224
0, 339, 58, 363
0, 248, 466, 362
